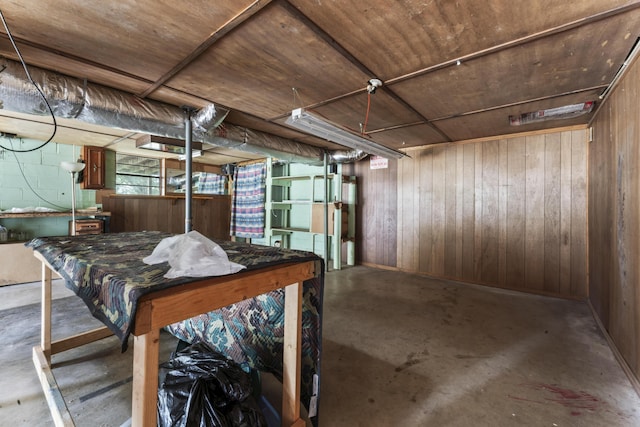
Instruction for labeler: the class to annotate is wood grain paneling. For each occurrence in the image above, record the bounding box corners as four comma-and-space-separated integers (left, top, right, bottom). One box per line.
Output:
101, 195, 231, 241
506, 137, 526, 288
355, 159, 397, 267
589, 52, 640, 380
355, 127, 588, 299
461, 144, 476, 281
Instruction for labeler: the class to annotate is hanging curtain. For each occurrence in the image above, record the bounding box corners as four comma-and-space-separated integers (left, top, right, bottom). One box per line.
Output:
230, 161, 267, 238
198, 172, 226, 195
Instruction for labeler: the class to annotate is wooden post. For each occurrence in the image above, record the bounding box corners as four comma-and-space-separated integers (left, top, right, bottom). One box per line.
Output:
282, 281, 303, 426
41, 261, 52, 362
132, 329, 160, 427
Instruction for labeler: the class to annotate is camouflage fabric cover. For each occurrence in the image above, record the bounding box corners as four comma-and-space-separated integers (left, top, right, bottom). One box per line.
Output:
26, 231, 323, 420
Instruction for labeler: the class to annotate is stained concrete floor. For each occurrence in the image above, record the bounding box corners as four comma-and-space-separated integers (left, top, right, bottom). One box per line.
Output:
1, 266, 639, 426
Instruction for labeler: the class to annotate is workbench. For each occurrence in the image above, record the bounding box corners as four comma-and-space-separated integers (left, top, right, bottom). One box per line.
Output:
28, 231, 321, 426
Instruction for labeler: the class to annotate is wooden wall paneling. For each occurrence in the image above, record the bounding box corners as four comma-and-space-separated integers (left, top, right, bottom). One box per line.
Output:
473, 143, 483, 281
102, 195, 231, 240
543, 132, 561, 294
588, 49, 640, 381
352, 161, 390, 266
357, 126, 587, 299
589, 109, 613, 325
392, 159, 400, 268
356, 161, 373, 264
386, 160, 398, 267
397, 157, 416, 271
570, 130, 588, 298
559, 131, 573, 296
497, 139, 509, 287
155, 200, 170, 230
108, 197, 125, 232
480, 140, 499, 284
366, 163, 375, 264
609, 116, 628, 362
624, 62, 640, 374
145, 198, 161, 232
431, 147, 446, 276
455, 145, 465, 278
172, 199, 185, 234
630, 65, 640, 375
412, 153, 423, 271
398, 158, 410, 270
461, 143, 476, 281
630, 62, 640, 376
194, 198, 209, 235
418, 150, 433, 274
505, 137, 526, 288
444, 147, 458, 277
610, 78, 640, 370
524, 134, 546, 291
127, 199, 138, 231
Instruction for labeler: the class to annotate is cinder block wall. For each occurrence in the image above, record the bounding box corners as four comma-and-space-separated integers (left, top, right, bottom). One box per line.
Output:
0, 140, 95, 238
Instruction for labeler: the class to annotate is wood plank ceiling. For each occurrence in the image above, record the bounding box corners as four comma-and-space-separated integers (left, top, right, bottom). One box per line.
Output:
0, 0, 638, 164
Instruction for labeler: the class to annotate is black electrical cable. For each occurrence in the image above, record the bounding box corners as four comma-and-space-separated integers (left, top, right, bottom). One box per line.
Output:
0, 8, 58, 153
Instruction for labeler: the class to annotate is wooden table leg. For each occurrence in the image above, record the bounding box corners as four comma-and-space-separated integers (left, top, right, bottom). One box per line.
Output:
41, 262, 52, 362
282, 281, 303, 427
132, 328, 160, 427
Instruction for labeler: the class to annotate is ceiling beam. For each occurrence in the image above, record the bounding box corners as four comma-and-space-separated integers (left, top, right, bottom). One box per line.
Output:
274, 1, 639, 141
363, 85, 607, 135
275, 0, 452, 141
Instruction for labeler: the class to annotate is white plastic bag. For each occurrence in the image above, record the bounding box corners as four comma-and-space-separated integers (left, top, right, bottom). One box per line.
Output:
143, 231, 246, 279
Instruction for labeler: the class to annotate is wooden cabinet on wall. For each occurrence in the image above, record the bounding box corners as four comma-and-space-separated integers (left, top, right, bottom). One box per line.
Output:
81, 145, 105, 189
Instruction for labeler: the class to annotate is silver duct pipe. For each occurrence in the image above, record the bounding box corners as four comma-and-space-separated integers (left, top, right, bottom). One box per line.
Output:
0, 57, 364, 164
328, 149, 368, 163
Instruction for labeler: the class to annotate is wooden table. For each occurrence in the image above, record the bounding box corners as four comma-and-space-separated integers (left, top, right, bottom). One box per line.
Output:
32, 250, 315, 427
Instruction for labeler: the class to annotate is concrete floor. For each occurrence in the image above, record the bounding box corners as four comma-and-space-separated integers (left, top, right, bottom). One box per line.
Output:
1, 266, 639, 426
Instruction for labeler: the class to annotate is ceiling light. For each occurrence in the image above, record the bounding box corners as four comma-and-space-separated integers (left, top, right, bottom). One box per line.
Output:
367, 78, 383, 94
285, 108, 407, 159
509, 101, 594, 126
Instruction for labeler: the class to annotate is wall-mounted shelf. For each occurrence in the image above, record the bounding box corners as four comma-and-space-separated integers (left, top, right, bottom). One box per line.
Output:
0, 211, 110, 219
0, 211, 111, 242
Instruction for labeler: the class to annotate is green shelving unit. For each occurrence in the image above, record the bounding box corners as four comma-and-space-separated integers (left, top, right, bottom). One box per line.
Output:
263, 159, 356, 270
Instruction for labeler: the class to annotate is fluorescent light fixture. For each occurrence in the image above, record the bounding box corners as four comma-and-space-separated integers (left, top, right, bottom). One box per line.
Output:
509, 101, 594, 126
136, 134, 202, 155
285, 108, 407, 159
178, 150, 202, 161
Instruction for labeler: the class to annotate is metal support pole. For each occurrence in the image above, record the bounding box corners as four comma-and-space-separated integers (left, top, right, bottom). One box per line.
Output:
183, 106, 195, 233
323, 151, 329, 272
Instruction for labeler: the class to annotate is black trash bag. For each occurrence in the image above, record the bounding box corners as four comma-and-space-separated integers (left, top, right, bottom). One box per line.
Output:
158, 342, 267, 427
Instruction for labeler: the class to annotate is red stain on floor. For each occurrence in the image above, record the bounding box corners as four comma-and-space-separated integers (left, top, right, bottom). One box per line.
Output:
533, 383, 602, 411
508, 383, 605, 415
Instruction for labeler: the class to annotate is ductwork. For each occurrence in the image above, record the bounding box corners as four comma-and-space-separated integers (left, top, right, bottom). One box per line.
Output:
0, 57, 364, 164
